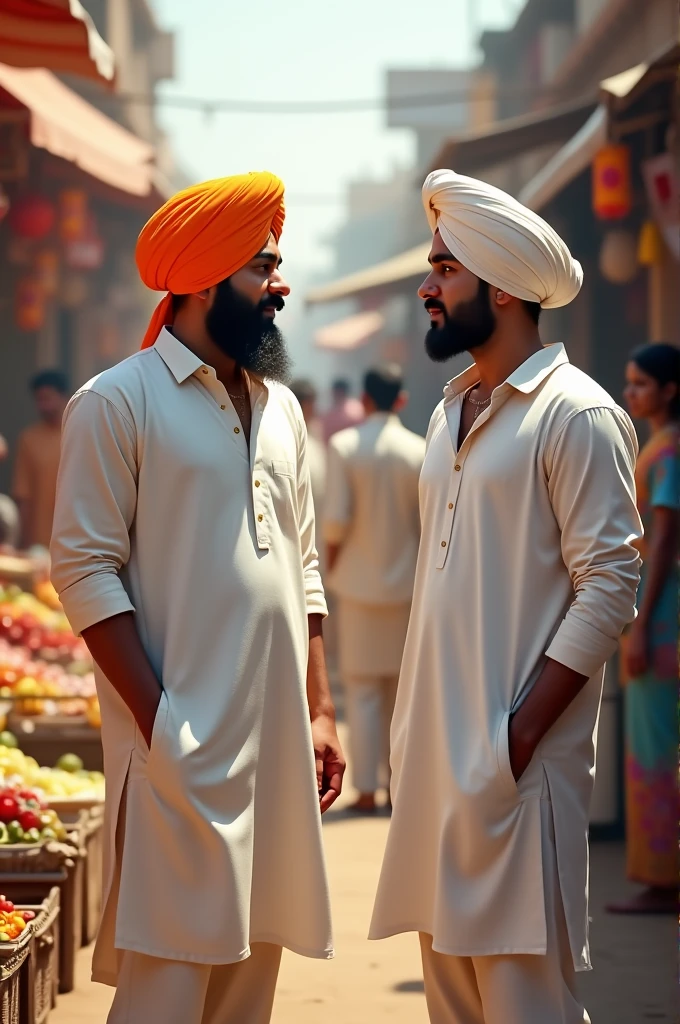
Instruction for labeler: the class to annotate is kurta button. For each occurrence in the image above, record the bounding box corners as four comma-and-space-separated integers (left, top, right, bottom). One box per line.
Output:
254, 480, 261, 488
234, 427, 240, 434
448, 503, 453, 509
220, 404, 226, 410
454, 464, 461, 472
202, 368, 209, 375
441, 540, 447, 548
257, 514, 264, 522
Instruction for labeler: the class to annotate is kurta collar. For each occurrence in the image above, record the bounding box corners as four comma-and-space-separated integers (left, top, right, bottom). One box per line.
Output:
154, 328, 204, 384
443, 344, 569, 402
367, 411, 399, 424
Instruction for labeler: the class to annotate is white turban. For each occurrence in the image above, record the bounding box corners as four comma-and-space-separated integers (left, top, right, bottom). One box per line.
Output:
422, 169, 583, 309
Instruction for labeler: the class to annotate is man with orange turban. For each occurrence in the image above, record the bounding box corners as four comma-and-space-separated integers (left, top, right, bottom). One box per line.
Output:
50, 172, 345, 1023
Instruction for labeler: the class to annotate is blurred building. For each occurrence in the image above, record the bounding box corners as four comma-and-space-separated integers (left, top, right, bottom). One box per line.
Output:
0, 0, 179, 495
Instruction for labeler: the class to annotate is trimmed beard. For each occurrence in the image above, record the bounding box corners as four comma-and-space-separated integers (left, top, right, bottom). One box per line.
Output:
205, 279, 292, 384
425, 279, 496, 363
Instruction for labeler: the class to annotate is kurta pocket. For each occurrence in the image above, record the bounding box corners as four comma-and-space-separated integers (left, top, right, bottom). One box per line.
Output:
147, 690, 169, 771
496, 710, 520, 797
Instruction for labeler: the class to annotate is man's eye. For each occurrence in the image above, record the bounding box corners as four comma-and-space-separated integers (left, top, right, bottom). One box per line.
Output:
442, 265, 455, 274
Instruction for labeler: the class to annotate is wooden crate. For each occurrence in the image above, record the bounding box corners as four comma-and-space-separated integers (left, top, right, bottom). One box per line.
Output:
60, 809, 104, 946
0, 846, 81, 995
19, 888, 60, 1024
0, 928, 31, 1024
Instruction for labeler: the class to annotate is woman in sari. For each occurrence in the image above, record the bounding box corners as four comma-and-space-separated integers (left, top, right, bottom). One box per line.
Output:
611, 342, 679, 914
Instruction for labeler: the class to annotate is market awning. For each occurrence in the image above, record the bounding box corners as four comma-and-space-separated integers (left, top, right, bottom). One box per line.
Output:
430, 98, 596, 175
306, 243, 430, 306
0, 0, 114, 84
519, 43, 679, 212
314, 310, 385, 350
0, 63, 155, 195
518, 106, 607, 211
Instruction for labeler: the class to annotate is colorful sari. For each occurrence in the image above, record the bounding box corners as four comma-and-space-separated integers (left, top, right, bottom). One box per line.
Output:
621, 425, 679, 888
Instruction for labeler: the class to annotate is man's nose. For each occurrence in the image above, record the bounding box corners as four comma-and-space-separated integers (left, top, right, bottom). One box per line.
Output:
418, 272, 440, 300
269, 270, 290, 297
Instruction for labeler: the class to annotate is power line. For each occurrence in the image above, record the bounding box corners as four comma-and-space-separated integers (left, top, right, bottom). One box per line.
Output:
114, 84, 534, 116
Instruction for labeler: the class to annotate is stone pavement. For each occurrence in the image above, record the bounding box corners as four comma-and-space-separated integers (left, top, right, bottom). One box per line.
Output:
51, 728, 676, 1023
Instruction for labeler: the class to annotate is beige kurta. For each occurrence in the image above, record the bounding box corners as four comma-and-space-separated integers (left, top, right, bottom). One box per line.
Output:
370, 345, 641, 970
50, 329, 332, 983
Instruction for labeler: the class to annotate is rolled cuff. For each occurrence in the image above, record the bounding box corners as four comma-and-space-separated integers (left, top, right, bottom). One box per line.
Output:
323, 520, 349, 545
304, 571, 329, 619
545, 614, 620, 679
57, 571, 136, 637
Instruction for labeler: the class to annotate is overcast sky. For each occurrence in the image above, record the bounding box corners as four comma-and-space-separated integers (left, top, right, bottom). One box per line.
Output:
153, 0, 524, 273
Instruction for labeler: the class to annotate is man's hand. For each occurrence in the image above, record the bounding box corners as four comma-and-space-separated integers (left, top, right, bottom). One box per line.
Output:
311, 713, 346, 813
625, 620, 649, 679
508, 716, 536, 783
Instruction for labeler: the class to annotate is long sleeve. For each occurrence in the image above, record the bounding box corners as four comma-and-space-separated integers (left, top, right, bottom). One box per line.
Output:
50, 390, 138, 636
323, 438, 352, 545
295, 414, 328, 618
544, 405, 642, 678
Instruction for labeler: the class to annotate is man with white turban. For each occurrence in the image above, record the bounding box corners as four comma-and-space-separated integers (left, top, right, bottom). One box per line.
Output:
370, 170, 642, 1024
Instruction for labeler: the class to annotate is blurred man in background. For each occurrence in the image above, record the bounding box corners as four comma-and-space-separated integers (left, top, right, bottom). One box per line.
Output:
12, 370, 69, 549
321, 377, 364, 442
325, 364, 425, 812
290, 379, 327, 551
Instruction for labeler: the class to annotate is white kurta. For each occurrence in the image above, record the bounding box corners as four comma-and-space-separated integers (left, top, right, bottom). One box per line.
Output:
50, 329, 332, 983
370, 345, 641, 971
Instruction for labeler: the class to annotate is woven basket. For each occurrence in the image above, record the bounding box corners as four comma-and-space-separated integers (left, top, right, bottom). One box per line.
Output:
19, 889, 60, 1024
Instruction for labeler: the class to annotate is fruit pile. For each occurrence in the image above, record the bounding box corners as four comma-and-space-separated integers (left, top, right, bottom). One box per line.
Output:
0, 784, 67, 845
0, 639, 97, 722
0, 584, 91, 667
0, 898, 35, 942
0, 741, 104, 803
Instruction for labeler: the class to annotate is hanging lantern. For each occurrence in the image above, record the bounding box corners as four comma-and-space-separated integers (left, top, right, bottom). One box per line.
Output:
637, 220, 665, 267
593, 145, 632, 220
58, 189, 88, 242
8, 194, 56, 240
15, 276, 46, 332
599, 229, 638, 284
34, 249, 60, 297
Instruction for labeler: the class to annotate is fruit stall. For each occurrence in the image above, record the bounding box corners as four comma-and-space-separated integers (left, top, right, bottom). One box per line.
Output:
0, 557, 105, 1021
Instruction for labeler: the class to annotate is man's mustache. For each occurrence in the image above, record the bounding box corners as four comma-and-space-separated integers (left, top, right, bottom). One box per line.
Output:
424, 298, 446, 314
260, 295, 286, 312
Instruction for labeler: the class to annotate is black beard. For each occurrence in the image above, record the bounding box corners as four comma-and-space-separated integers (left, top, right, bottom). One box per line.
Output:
205, 279, 292, 384
425, 280, 496, 363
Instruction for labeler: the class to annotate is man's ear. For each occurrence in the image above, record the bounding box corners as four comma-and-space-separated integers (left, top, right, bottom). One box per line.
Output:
492, 289, 513, 308
394, 390, 409, 412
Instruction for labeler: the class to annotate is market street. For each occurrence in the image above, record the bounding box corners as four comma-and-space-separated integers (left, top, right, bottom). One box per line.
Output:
51, 726, 677, 1024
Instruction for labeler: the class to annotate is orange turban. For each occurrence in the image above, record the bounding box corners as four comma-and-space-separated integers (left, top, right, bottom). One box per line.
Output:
136, 171, 285, 349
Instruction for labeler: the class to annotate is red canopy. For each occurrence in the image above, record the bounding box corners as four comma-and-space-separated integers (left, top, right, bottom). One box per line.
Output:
0, 0, 114, 84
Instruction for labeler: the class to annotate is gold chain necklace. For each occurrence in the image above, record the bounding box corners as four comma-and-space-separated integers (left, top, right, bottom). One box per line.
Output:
466, 385, 491, 420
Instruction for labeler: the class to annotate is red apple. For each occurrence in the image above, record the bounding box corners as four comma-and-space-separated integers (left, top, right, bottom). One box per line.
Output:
18, 810, 41, 833
0, 797, 19, 824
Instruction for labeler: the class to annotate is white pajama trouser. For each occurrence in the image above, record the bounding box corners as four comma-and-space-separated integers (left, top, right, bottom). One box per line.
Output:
337, 599, 410, 795
419, 798, 590, 1024
344, 674, 399, 794
107, 943, 282, 1024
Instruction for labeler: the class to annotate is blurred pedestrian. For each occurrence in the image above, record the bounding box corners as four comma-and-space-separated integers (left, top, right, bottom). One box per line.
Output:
371, 170, 641, 1024
608, 343, 680, 915
321, 377, 364, 442
0, 495, 20, 551
290, 378, 327, 552
325, 365, 425, 813
51, 172, 343, 1024
12, 370, 69, 549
